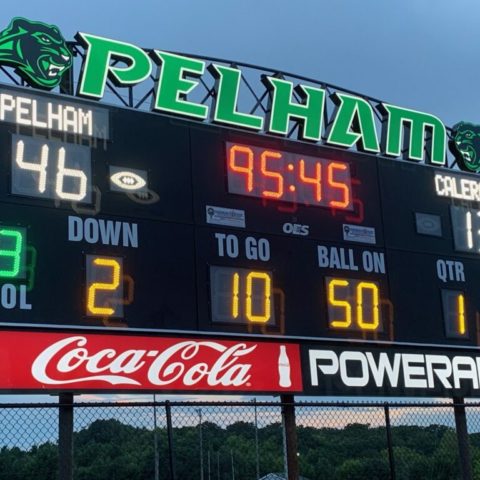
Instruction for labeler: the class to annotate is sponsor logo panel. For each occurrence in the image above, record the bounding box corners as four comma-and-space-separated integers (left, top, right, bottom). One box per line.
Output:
302, 344, 480, 397
0, 330, 302, 393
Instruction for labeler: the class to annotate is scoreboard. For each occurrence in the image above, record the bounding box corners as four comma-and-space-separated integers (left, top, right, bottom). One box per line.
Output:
1, 83, 480, 396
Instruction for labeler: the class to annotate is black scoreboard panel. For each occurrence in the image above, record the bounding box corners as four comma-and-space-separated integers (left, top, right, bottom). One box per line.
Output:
1, 85, 480, 351
0, 108, 193, 222
0, 204, 196, 330
194, 227, 391, 340
190, 126, 383, 244
379, 159, 480, 347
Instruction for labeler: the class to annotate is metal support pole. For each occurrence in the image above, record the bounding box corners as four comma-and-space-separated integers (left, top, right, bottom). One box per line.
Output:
60, 43, 75, 96
58, 392, 74, 480
453, 396, 473, 480
384, 404, 396, 480
166, 401, 177, 480
281, 394, 299, 480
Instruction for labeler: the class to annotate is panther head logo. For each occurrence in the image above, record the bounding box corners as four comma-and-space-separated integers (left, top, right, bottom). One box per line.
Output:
450, 121, 480, 173
0, 17, 72, 89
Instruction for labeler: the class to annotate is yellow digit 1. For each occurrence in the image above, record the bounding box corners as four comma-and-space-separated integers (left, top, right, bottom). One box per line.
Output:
457, 293, 466, 335
232, 272, 240, 319
87, 257, 121, 316
356, 282, 379, 330
328, 279, 352, 328
245, 271, 271, 323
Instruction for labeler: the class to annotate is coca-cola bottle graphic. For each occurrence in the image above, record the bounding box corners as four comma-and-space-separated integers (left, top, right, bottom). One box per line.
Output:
278, 345, 292, 388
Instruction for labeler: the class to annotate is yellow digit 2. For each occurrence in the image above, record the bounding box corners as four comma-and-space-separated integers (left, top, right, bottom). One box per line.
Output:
87, 257, 121, 316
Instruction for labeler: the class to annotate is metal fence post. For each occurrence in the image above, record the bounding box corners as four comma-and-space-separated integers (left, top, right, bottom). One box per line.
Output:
58, 392, 74, 480
165, 400, 177, 480
253, 398, 260, 479
384, 404, 396, 480
198, 408, 204, 480
281, 394, 299, 480
153, 395, 159, 480
453, 396, 473, 480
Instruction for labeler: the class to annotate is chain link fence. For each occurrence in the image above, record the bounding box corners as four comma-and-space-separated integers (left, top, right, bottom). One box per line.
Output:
0, 398, 478, 479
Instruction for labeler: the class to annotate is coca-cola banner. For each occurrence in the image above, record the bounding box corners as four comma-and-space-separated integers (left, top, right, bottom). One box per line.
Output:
0, 330, 303, 393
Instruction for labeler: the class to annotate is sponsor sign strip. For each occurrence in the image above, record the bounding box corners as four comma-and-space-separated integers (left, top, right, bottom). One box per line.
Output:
0, 330, 302, 393
6, 328, 480, 397
303, 344, 480, 398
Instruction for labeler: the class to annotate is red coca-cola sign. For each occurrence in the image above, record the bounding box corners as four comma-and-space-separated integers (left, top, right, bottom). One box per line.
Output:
0, 330, 302, 393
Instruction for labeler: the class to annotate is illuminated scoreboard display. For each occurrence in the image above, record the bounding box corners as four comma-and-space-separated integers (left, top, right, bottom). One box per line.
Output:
0, 83, 477, 350
3, 80, 480, 398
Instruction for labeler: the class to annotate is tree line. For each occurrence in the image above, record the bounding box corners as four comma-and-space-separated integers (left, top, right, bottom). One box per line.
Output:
0, 417, 478, 479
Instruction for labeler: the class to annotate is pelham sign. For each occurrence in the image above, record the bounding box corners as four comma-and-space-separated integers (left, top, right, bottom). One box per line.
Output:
0, 17, 457, 170
76, 33, 447, 167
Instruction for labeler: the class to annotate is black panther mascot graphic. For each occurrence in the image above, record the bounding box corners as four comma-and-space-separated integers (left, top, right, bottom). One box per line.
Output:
0, 17, 72, 89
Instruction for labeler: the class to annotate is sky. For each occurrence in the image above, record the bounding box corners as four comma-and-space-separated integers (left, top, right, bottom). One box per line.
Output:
0, 0, 479, 404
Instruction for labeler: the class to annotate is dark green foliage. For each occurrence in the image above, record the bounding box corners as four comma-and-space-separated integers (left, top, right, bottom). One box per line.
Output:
0, 418, 472, 479
0, 443, 58, 480
73, 419, 158, 480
